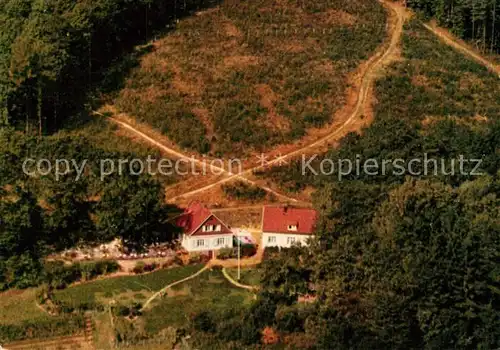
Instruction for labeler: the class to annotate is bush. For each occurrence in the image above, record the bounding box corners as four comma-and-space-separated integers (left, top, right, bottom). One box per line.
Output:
43, 260, 120, 288
188, 253, 203, 264
114, 303, 142, 317
216, 318, 243, 342
263, 247, 280, 261
240, 245, 257, 257
132, 261, 145, 274
0, 316, 85, 343
132, 261, 159, 274
143, 262, 158, 273
217, 248, 235, 260
173, 255, 185, 266
161, 260, 174, 269
222, 181, 267, 201
275, 305, 304, 332
192, 311, 216, 333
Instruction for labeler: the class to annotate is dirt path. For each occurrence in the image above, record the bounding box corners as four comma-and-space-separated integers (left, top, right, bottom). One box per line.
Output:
423, 21, 500, 76
95, 111, 306, 205
96, 0, 405, 204
165, 0, 406, 201
221, 267, 258, 291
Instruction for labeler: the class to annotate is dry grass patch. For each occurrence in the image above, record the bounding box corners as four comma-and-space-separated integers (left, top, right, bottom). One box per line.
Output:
223, 21, 242, 37
223, 55, 260, 69
317, 9, 357, 26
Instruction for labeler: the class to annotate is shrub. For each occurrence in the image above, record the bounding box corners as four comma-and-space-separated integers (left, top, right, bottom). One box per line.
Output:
275, 305, 304, 332
222, 181, 267, 201
43, 260, 120, 288
114, 303, 142, 317
132, 261, 145, 274
143, 262, 158, 273
161, 260, 174, 269
216, 318, 243, 342
188, 253, 203, 264
263, 247, 280, 261
173, 255, 185, 266
261, 327, 280, 345
0, 316, 85, 343
240, 245, 257, 257
217, 248, 235, 260
192, 311, 216, 333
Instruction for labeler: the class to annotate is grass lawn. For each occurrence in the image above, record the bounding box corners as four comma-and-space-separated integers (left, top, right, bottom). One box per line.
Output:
226, 266, 262, 287
0, 289, 85, 343
142, 268, 254, 334
0, 288, 50, 324
52, 264, 204, 310
114, 0, 387, 156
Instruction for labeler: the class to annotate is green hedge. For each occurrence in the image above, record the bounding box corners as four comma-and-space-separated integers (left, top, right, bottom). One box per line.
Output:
44, 259, 120, 289
0, 315, 85, 343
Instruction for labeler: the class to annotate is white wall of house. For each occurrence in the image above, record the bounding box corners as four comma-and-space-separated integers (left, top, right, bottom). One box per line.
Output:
181, 234, 233, 252
262, 232, 313, 248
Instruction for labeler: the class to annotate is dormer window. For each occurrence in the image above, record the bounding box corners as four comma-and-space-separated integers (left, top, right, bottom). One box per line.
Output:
288, 224, 298, 231
202, 224, 221, 232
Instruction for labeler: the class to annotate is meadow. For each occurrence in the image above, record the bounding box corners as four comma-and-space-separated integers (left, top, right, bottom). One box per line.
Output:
114, 0, 387, 156
141, 268, 254, 334
0, 289, 85, 343
226, 266, 262, 287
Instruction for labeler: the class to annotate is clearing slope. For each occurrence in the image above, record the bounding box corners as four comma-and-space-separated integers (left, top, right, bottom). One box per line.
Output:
258, 17, 500, 195
112, 0, 387, 156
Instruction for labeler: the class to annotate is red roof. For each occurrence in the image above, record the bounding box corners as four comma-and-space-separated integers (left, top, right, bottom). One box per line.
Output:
176, 202, 231, 236
262, 206, 317, 235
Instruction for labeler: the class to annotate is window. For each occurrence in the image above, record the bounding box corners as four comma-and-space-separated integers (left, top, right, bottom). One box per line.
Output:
202, 225, 214, 232
268, 236, 276, 243
196, 239, 205, 247
288, 224, 298, 231
215, 224, 222, 232
287, 237, 296, 245
216, 237, 225, 246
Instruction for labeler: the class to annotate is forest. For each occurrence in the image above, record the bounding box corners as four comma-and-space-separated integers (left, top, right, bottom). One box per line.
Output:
408, 0, 500, 54
0, 0, 218, 134
0, 127, 182, 290
0, 0, 215, 290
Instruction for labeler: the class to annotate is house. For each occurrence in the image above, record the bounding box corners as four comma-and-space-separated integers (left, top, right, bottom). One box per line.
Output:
176, 202, 233, 252
261, 206, 317, 248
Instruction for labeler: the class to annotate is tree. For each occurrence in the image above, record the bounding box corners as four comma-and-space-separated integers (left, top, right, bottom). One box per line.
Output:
95, 174, 181, 249
44, 177, 95, 251
0, 187, 46, 289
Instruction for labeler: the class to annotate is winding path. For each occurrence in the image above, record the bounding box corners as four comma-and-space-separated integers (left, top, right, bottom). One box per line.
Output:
140, 264, 209, 311
94, 111, 308, 205
96, 1, 498, 205
166, 0, 406, 201
222, 267, 258, 291
98, 0, 406, 204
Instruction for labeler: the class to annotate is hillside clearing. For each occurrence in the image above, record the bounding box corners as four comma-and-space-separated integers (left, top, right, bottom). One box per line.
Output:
113, 0, 387, 156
